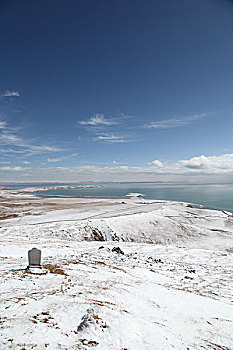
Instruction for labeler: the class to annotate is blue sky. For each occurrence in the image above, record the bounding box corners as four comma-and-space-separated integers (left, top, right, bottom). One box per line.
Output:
0, 0, 233, 182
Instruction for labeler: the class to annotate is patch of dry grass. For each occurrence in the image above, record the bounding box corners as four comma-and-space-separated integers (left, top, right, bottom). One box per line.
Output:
0, 213, 18, 221
43, 264, 67, 275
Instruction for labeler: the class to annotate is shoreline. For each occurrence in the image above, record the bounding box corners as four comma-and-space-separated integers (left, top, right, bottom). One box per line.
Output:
1, 183, 233, 213
0, 185, 232, 226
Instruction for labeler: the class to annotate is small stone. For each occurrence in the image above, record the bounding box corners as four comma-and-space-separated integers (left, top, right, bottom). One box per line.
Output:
112, 247, 124, 255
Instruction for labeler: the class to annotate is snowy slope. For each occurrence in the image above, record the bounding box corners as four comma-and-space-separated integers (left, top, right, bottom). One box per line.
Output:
1, 200, 233, 250
0, 193, 233, 349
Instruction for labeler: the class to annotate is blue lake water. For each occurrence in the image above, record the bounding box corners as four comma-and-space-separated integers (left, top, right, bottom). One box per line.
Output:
5, 183, 232, 213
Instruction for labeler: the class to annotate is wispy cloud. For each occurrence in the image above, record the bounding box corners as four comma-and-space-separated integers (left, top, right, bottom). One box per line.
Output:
78, 112, 137, 144
28, 145, 61, 153
47, 153, 79, 163
145, 113, 211, 129
0, 120, 62, 155
0, 132, 22, 144
79, 114, 117, 126
0, 121, 7, 129
93, 134, 127, 143
78, 112, 140, 144
0, 148, 26, 154
0, 90, 20, 97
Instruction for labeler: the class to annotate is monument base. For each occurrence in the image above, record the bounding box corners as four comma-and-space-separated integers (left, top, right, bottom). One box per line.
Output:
25, 266, 47, 275
26, 264, 42, 270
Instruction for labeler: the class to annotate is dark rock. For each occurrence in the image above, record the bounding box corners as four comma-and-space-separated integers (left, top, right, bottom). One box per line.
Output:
112, 247, 124, 255
80, 339, 99, 347
91, 229, 105, 241
155, 259, 163, 263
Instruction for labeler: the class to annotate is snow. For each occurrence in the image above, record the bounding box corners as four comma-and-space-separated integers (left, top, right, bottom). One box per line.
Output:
0, 187, 233, 349
126, 192, 146, 197
0, 184, 100, 197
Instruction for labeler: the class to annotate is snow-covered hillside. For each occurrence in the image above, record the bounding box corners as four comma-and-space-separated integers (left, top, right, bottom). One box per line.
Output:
0, 191, 233, 349
2, 199, 233, 250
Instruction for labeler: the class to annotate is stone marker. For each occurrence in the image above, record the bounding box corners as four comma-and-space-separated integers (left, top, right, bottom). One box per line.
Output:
28, 248, 41, 269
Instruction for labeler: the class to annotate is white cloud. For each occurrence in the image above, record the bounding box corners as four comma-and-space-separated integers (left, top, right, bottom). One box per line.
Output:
0, 148, 26, 154
78, 113, 137, 144
47, 157, 66, 163
1, 90, 20, 97
47, 153, 79, 163
79, 114, 117, 126
94, 134, 126, 143
148, 160, 164, 167
28, 145, 61, 153
1, 154, 233, 183
0, 166, 24, 172
145, 113, 211, 129
0, 121, 7, 129
0, 121, 62, 155
0, 133, 22, 144
179, 154, 233, 171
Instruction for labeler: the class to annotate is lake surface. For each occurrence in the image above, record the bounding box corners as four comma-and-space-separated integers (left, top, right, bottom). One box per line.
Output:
29, 183, 233, 213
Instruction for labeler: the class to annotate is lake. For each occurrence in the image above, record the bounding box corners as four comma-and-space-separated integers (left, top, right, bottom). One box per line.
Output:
31, 183, 233, 213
